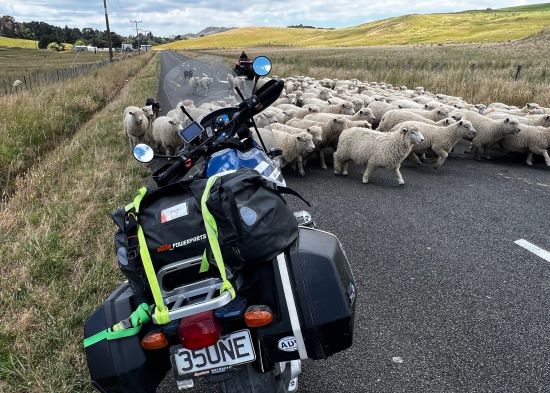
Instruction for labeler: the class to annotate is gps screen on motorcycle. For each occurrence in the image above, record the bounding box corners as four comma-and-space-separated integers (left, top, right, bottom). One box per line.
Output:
178, 121, 205, 144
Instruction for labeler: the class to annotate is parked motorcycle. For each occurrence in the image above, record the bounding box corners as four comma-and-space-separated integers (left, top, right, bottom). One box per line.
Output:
84, 56, 356, 393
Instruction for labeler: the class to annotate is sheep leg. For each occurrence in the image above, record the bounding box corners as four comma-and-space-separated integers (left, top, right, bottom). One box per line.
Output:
410, 152, 422, 165
481, 146, 492, 160
472, 144, 481, 161
362, 162, 375, 184
544, 150, 550, 166
333, 152, 343, 175
319, 149, 328, 170
526, 152, 534, 166
394, 165, 405, 185
297, 156, 306, 176
433, 148, 449, 169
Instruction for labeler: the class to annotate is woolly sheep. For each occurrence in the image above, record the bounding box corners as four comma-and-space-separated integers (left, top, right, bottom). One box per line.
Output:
123, 106, 150, 148
152, 116, 185, 155
234, 76, 246, 95
199, 77, 213, 96
451, 109, 521, 160
304, 108, 375, 124
500, 125, 550, 166
367, 101, 397, 129
271, 123, 323, 144
189, 77, 201, 95
318, 102, 355, 115
377, 109, 444, 132
227, 74, 236, 95
12, 79, 22, 88
399, 119, 477, 168
287, 117, 348, 169
254, 128, 316, 176
275, 104, 321, 119
334, 125, 424, 185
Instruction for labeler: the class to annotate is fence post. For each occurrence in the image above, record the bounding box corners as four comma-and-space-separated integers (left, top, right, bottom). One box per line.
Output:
23, 75, 28, 91
514, 64, 523, 81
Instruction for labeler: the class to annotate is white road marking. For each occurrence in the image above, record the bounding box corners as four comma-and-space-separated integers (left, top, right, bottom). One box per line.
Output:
218, 80, 229, 84
193, 67, 197, 70
202, 73, 207, 77
514, 239, 550, 262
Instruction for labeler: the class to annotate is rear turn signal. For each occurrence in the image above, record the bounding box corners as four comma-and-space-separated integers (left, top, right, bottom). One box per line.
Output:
244, 305, 273, 328
140, 331, 168, 350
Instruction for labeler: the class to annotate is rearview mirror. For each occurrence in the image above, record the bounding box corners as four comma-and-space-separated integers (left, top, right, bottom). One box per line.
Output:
252, 56, 272, 77
133, 143, 154, 163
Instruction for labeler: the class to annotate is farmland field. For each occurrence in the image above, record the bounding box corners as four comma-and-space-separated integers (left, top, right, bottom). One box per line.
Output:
0, 46, 110, 79
0, 36, 37, 49
189, 30, 550, 107
156, 3, 550, 49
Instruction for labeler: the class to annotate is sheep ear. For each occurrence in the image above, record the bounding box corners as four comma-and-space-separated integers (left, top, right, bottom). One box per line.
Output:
458, 120, 463, 126
401, 127, 408, 134
545, 115, 550, 120
296, 135, 303, 141
128, 111, 135, 116
169, 119, 176, 125
505, 117, 510, 123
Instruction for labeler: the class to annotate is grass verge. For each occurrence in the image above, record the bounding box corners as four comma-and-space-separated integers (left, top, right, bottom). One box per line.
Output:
0, 52, 153, 203
0, 53, 159, 393
0, 37, 38, 49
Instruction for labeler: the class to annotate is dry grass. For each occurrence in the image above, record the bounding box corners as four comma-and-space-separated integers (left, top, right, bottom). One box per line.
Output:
0, 53, 159, 392
193, 35, 550, 107
0, 52, 153, 203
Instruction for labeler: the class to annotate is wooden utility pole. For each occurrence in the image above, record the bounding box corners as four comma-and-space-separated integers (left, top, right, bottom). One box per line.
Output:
131, 19, 143, 53
103, 0, 113, 62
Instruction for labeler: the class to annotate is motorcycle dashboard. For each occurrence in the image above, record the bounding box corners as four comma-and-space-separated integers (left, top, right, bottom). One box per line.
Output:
200, 107, 240, 132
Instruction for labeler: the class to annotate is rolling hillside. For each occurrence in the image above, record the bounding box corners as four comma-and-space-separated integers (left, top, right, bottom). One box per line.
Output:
0, 36, 37, 49
157, 3, 550, 49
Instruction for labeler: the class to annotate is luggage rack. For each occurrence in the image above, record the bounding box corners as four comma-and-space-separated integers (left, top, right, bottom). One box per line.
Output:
154, 256, 239, 323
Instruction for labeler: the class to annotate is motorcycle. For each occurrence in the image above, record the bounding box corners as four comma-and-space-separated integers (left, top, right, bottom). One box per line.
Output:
84, 56, 356, 393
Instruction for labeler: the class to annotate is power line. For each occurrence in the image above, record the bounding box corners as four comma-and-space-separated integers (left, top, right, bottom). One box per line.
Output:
130, 19, 143, 52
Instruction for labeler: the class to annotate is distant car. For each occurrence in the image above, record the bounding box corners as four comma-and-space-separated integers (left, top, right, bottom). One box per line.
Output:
234, 58, 254, 79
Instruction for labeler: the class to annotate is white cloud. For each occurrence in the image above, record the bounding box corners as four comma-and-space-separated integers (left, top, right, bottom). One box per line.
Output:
0, 0, 545, 36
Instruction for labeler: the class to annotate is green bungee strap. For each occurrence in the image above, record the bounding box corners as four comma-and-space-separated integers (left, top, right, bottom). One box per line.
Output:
83, 303, 152, 348
132, 187, 170, 325
199, 176, 236, 299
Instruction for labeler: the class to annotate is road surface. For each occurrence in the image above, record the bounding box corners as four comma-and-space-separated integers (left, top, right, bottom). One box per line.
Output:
156, 51, 550, 393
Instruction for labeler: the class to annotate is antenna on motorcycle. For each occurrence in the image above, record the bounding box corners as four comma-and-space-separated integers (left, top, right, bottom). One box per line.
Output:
180, 105, 196, 123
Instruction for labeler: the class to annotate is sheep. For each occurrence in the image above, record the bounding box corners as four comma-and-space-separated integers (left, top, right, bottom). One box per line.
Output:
234, 76, 246, 95
318, 102, 355, 115
145, 98, 162, 119
500, 125, 550, 166
275, 104, 321, 119
254, 112, 278, 128
377, 109, 442, 132
227, 74, 236, 95
287, 117, 348, 169
333, 125, 424, 185
263, 108, 294, 124
199, 77, 213, 96
152, 116, 185, 155
123, 106, 150, 148
167, 102, 208, 124
271, 123, 323, 144
304, 108, 376, 125
253, 128, 316, 176
367, 101, 397, 129
12, 79, 22, 88
402, 107, 452, 122
398, 119, 477, 168
189, 77, 201, 95
451, 110, 521, 160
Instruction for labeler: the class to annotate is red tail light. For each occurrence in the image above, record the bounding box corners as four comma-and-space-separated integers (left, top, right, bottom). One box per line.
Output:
178, 311, 222, 350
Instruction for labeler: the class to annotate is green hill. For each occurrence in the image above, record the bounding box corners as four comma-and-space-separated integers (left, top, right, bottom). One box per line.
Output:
0, 36, 38, 49
156, 3, 550, 49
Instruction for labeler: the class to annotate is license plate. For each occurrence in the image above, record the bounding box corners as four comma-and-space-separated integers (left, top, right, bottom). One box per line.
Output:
173, 330, 256, 377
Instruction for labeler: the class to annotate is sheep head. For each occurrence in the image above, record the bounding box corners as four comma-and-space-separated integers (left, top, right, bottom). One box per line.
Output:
503, 117, 521, 134
457, 120, 476, 139
296, 132, 316, 154
306, 126, 323, 144
401, 126, 424, 145
341, 103, 355, 115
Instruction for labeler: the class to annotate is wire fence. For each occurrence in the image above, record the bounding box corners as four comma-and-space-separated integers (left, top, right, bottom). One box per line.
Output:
1, 52, 143, 96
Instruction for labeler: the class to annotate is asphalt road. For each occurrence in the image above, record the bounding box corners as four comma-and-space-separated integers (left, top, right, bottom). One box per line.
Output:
156, 51, 550, 393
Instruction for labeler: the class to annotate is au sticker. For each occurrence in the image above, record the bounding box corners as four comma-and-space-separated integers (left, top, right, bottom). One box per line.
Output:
160, 202, 189, 223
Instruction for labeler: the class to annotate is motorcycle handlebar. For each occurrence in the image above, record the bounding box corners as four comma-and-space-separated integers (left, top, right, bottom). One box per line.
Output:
156, 157, 186, 185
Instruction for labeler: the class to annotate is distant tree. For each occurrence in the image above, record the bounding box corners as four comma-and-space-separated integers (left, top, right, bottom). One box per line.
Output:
74, 38, 85, 46
0, 15, 20, 37
47, 42, 63, 51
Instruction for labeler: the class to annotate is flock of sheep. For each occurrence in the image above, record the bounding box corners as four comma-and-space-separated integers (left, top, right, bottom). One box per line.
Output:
122, 74, 550, 185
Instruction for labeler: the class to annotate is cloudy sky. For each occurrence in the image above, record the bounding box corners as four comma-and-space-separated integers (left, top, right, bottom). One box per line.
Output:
1, 0, 544, 37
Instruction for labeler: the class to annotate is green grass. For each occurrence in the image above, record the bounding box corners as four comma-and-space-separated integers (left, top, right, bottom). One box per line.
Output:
0, 36, 38, 49
0, 53, 159, 393
0, 46, 110, 80
0, 52, 153, 203
157, 3, 550, 49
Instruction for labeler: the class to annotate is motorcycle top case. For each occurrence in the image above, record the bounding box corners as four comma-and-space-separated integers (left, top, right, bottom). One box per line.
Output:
84, 283, 170, 393
257, 227, 356, 361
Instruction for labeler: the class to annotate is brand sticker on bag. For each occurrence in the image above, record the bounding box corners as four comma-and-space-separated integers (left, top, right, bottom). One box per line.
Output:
277, 336, 298, 352
160, 202, 189, 223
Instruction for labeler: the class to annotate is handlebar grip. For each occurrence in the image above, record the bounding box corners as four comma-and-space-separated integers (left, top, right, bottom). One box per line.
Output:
255, 80, 285, 109
157, 158, 186, 185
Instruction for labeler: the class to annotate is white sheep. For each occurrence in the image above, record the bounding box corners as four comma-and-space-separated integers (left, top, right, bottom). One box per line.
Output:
318, 102, 355, 115
500, 125, 550, 166
377, 109, 443, 132
199, 77, 213, 96
287, 117, 348, 169
367, 101, 397, 129
334, 125, 424, 185
275, 104, 320, 119
451, 109, 522, 160
227, 74, 236, 95
189, 77, 201, 95
304, 108, 376, 125
123, 106, 150, 148
271, 123, 323, 144
12, 79, 22, 88
399, 119, 477, 168
152, 116, 185, 155
254, 128, 316, 176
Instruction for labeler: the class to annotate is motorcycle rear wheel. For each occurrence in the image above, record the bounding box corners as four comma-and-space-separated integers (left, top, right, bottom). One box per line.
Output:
218, 363, 289, 393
